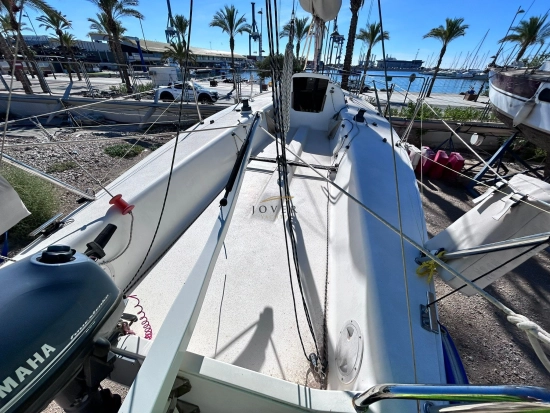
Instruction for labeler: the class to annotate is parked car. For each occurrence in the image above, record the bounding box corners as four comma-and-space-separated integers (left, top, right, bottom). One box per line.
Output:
156, 82, 219, 103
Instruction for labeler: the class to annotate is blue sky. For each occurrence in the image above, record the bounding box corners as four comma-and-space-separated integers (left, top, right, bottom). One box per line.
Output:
24, 0, 550, 68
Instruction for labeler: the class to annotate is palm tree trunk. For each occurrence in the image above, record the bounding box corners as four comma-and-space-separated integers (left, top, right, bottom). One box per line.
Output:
426, 44, 446, 97
0, 32, 33, 94
107, 38, 124, 80
59, 35, 73, 82
341, 9, 360, 90
17, 33, 51, 93
516, 44, 529, 62
362, 47, 372, 75
114, 38, 132, 93
70, 51, 83, 81
296, 41, 300, 58
230, 36, 236, 96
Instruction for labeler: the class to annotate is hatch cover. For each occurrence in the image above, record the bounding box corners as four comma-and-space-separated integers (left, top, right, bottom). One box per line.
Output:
335, 320, 363, 384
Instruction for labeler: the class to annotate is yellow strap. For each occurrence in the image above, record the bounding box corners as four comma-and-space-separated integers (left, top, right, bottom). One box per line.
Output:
416, 251, 446, 283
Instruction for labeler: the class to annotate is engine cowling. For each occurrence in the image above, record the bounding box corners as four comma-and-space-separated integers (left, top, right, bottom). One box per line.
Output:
0, 246, 122, 413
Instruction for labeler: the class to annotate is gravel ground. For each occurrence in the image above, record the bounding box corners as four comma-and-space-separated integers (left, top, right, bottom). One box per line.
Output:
1, 125, 177, 219
1, 130, 547, 410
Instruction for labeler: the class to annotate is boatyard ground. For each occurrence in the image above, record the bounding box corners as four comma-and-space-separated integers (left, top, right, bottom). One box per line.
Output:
1, 127, 546, 411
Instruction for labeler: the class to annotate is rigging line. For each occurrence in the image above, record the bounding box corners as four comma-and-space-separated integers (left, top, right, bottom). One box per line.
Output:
124, 0, 196, 295
268, 0, 321, 365
412, 148, 550, 218
265, 0, 307, 361
422, 99, 512, 186
322, 171, 330, 388
30, 117, 114, 197
0, 86, 167, 129
424, 100, 427, 245
377, 0, 418, 384
259, 124, 549, 324
427, 244, 542, 308
0, 1, 25, 168
416, 97, 550, 207
2, 124, 243, 146
97, 91, 189, 188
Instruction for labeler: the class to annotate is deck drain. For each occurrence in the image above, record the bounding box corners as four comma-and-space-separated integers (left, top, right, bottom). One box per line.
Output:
335, 320, 363, 384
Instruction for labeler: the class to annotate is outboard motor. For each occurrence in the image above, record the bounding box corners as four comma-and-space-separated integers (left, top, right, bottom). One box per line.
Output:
0, 225, 125, 413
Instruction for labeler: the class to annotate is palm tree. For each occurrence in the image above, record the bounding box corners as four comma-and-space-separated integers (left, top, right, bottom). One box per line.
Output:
0, 13, 28, 35
356, 22, 389, 75
88, 0, 143, 93
171, 14, 189, 46
37, 10, 81, 81
88, 11, 116, 53
423, 17, 469, 97
88, 12, 127, 80
163, 41, 195, 69
210, 4, 251, 91
0, 0, 57, 93
499, 15, 550, 62
341, 0, 364, 90
280, 17, 310, 57
60, 31, 83, 80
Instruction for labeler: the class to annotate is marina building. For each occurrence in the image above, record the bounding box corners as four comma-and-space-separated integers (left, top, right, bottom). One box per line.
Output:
21, 35, 247, 69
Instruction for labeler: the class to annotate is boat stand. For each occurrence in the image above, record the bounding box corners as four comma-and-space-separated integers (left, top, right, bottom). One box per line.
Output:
466, 132, 545, 196
434, 125, 461, 152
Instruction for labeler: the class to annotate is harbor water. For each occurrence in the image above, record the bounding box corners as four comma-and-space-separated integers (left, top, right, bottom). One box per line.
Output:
194, 68, 487, 96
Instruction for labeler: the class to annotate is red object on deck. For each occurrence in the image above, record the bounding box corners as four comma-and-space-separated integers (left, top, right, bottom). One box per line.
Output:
428, 150, 449, 179
109, 194, 134, 215
444, 152, 465, 179
416, 146, 435, 174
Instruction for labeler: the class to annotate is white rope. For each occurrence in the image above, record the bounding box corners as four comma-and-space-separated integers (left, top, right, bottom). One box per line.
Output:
0, 254, 16, 262
259, 123, 550, 374
282, 40, 294, 135
507, 314, 550, 372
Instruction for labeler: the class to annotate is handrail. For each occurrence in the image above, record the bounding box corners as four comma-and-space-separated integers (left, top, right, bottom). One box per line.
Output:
353, 384, 550, 412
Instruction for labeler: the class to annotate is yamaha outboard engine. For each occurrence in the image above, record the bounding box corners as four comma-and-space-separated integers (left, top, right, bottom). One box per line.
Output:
0, 225, 125, 413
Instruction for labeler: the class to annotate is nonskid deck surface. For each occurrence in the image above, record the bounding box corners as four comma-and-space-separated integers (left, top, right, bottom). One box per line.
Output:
130, 128, 333, 387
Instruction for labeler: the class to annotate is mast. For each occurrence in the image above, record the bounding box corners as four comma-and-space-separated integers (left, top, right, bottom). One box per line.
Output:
165, 0, 180, 43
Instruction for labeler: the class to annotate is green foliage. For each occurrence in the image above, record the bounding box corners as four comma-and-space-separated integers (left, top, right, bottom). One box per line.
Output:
104, 143, 144, 158
280, 17, 311, 56
163, 41, 196, 68
170, 14, 189, 46
499, 15, 550, 61
527, 52, 550, 69
423, 18, 469, 46
255, 54, 303, 79
1, 165, 58, 242
46, 161, 76, 173
109, 82, 153, 94
392, 102, 497, 122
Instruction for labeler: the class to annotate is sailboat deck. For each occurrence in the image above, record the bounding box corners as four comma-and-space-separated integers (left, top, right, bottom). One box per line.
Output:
132, 128, 333, 386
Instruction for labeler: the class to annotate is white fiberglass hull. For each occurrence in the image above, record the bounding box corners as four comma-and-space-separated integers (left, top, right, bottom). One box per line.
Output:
0, 92, 223, 125
118, 75, 445, 412
10, 75, 447, 412
489, 69, 550, 150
